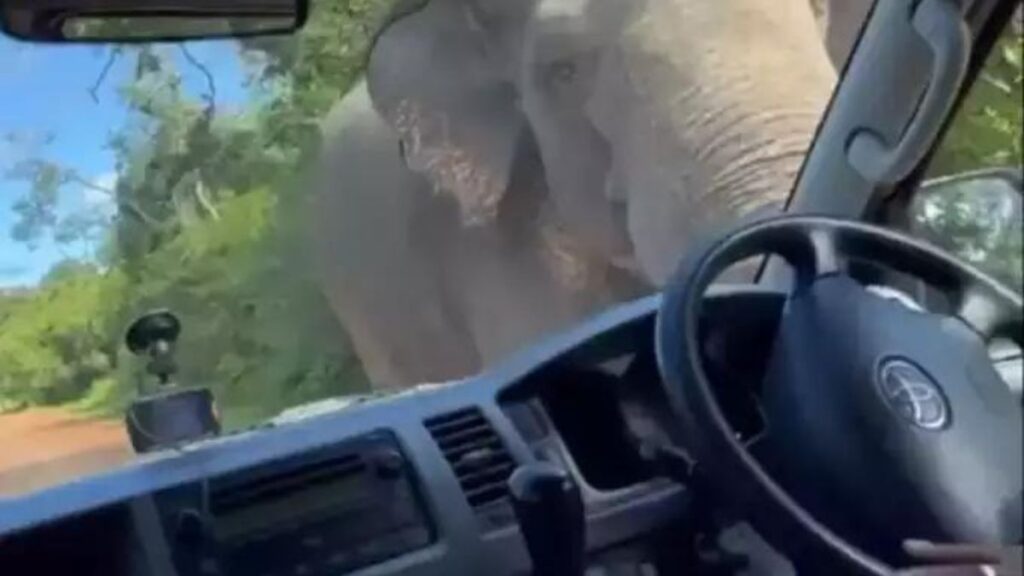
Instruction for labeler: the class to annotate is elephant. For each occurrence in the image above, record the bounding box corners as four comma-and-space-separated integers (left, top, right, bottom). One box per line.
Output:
311, 0, 874, 388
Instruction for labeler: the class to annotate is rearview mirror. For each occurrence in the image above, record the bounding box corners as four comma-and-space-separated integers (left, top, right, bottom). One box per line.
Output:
0, 0, 306, 42
909, 168, 1023, 291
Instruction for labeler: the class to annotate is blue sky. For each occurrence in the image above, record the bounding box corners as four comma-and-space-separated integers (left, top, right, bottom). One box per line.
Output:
0, 35, 252, 287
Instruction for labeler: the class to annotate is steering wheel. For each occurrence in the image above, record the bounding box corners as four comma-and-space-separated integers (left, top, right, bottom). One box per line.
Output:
655, 215, 1022, 575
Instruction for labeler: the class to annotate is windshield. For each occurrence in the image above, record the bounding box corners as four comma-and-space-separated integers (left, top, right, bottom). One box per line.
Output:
0, 0, 1016, 498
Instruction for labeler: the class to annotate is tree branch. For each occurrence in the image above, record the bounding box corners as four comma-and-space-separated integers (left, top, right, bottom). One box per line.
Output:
118, 199, 165, 230
179, 45, 217, 114
192, 179, 221, 221
89, 50, 120, 104
65, 172, 114, 195
64, 172, 164, 229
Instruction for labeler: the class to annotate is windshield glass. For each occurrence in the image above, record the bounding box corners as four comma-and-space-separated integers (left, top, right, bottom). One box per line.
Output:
1, 0, 971, 497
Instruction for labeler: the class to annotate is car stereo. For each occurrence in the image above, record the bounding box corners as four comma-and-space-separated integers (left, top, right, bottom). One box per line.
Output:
153, 432, 434, 576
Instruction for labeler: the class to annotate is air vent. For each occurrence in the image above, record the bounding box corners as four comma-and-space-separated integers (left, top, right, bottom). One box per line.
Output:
210, 453, 368, 516
425, 408, 516, 521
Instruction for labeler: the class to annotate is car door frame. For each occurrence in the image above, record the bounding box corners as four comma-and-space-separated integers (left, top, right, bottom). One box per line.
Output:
784, 0, 1019, 223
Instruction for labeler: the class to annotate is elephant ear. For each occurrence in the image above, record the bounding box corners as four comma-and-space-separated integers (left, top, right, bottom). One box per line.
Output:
365, 0, 527, 226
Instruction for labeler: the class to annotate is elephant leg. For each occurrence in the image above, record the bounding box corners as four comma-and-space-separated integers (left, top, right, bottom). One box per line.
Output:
313, 81, 481, 387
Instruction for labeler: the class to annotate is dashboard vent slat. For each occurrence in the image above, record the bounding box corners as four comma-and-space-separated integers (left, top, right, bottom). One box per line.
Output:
434, 422, 496, 449
426, 412, 487, 435
465, 483, 509, 506
425, 408, 516, 524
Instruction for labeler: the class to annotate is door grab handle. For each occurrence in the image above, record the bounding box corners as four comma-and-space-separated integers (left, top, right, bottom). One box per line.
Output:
847, 0, 970, 184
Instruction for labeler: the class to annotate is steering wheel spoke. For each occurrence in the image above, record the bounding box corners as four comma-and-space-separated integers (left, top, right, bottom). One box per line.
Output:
809, 227, 842, 278
955, 284, 1002, 338
955, 282, 1023, 343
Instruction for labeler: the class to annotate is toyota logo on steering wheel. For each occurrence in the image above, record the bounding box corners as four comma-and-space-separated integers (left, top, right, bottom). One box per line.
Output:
877, 358, 950, 431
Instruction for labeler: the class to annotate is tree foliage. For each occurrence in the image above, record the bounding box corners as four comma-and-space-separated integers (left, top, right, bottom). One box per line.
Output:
931, 27, 1022, 175
0, 0, 394, 422
911, 176, 1023, 292
0, 263, 123, 409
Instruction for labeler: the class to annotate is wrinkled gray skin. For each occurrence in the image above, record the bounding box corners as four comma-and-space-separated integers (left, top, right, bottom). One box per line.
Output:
313, 0, 872, 387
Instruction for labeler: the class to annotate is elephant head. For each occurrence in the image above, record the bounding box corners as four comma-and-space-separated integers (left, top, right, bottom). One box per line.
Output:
366, 0, 642, 295
315, 0, 874, 385
365, 0, 869, 287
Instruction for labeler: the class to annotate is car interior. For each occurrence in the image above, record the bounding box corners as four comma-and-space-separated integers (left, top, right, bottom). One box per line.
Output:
0, 0, 1021, 575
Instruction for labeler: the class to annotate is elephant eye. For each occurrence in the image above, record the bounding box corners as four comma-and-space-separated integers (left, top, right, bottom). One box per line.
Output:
537, 51, 601, 104
547, 60, 577, 85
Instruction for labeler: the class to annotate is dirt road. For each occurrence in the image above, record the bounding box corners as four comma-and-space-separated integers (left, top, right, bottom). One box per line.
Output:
0, 409, 133, 498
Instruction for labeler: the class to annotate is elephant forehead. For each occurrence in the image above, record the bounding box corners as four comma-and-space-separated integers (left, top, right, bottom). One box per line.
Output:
526, 0, 632, 61
582, 0, 836, 143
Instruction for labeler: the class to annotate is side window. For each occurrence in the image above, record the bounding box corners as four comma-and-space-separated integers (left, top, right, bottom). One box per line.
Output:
908, 15, 1023, 292
929, 15, 1022, 176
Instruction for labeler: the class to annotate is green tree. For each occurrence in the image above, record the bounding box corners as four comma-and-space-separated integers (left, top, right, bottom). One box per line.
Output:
930, 27, 1023, 176
0, 263, 125, 407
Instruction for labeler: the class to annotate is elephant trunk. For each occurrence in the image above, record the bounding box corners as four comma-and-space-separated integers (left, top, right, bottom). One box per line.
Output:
587, 0, 838, 284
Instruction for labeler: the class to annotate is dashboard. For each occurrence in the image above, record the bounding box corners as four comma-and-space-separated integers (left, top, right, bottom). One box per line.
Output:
0, 287, 787, 576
